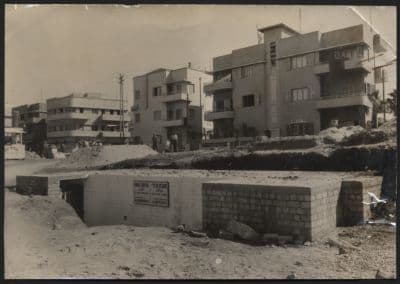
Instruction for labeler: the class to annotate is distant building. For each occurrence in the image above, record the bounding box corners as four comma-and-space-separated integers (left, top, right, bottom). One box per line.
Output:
5, 104, 13, 128
130, 64, 213, 151
46, 93, 129, 150
205, 23, 391, 138
12, 102, 47, 154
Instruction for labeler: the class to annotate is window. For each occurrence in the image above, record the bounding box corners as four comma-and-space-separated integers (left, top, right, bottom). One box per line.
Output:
216, 100, 224, 111
176, 109, 182, 119
92, 125, 98, 131
290, 55, 307, 69
270, 42, 277, 65
80, 108, 84, 113
92, 109, 99, 114
134, 113, 141, 123
291, 88, 310, 102
176, 84, 182, 93
153, 86, 162, 97
116, 110, 121, 115
59, 108, 64, 113
153, 110, 161, 121
189, 109, 195, 120
242, 94, 255, 107
167, 85, 174, 94
167, 110, 174, 120
110, 110, 114, 115
134, 90, 141, 100
101, 109, 105, 114
240, 66, 253, 79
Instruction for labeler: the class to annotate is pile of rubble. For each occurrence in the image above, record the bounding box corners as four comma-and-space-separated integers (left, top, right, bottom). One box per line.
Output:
25, 151, 43, 160
55, 144, 158, 170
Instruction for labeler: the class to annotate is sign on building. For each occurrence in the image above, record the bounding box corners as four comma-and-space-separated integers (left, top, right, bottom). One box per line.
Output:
133, 180, 169, 207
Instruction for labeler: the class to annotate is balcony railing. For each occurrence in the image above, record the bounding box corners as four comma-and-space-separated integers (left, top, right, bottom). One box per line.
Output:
163, 118, 185, 128
160, 92, 191, 103
344, 58, 372, 73
205, 110, 234, 121
317, 92, 372, 109
101, 113, 130, 122
314, 62, 330, 75
47, 112, 89, 121
204, 74, 232, 94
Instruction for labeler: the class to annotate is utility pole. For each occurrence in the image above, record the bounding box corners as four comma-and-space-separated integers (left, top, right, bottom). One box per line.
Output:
382, 69, 386, 122
118, 73, 125, 143
199, 77, 203, 141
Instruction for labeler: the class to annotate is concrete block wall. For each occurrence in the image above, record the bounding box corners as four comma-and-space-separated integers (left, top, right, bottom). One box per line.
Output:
338, 176, 383, 226
310, 186, 341, 240
16, 173, 88, 198
16, 176, 48, 195
202, 183, 314, 241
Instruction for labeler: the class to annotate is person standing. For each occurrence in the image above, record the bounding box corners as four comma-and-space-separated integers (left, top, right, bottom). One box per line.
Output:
170, 133, 178, 152
152, 134, 159, 152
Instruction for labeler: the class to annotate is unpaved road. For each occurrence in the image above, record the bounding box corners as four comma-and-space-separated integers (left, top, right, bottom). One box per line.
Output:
5, 160, 59, 187
5, 192, 396, 279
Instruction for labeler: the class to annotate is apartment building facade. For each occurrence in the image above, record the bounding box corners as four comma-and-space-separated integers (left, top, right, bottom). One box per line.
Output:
205, 23, 390, 138
46, 93, 129, 150
5, 104, 13, 128
130, 65, 213, 151
12, 103, 47, 154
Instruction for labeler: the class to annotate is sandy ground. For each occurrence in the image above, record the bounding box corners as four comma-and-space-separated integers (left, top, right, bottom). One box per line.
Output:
5, 160, 59, 187
4, 161, 396, 279
4, 190, 395, 279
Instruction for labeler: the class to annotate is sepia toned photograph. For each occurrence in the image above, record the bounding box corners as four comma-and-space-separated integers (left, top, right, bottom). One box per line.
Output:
4, 4, 397, 279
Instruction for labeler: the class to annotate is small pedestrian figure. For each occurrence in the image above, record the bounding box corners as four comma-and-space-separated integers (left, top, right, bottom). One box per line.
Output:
170, 133, 178, 152
165, 139, 171, 153
152, 134, 159, 152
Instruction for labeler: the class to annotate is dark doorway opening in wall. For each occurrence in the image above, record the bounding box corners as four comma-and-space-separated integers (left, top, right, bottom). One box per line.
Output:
60, 179, 85, 220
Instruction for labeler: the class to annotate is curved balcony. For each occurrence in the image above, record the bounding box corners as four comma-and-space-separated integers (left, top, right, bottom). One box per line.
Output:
47, 112, 89, 121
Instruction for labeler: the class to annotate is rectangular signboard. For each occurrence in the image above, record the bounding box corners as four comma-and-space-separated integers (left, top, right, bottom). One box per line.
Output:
133, 180, 169, 207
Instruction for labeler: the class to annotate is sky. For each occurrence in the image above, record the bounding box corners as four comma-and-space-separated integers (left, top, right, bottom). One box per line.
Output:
5, 4, 397, 108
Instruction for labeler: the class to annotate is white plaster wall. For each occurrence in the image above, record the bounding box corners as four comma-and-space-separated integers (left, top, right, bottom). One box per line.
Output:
84, 173, 218, 230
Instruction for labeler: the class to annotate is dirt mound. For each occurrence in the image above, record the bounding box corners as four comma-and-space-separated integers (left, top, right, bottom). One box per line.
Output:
55, 144, 157, 170
340, 129, 388, 146
14, 194, 85, 230
319, 126, 365, 144
25, 151, 43, 160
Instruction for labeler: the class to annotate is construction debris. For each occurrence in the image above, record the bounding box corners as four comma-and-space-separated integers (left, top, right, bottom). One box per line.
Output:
225, 220, 260, 242
327, 237, 361, 252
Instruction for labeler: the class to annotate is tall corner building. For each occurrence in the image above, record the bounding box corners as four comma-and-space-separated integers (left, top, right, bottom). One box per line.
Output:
204, 23, 391, 138
46, 93, 129, 150
130, 65, 213, 151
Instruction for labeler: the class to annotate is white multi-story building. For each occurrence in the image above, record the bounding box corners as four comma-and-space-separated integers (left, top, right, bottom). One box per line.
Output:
130, 64, 213, 151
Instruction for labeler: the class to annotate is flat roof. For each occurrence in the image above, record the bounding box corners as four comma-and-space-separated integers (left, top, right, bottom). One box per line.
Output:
258, 23, 300, 35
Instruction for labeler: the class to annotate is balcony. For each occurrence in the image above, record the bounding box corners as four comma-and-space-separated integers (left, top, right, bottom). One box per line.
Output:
344, 58, 372, 73
101, 113, 130, 122
160, 92, 191, 103
163, 118, 185, 128
316, 93, 372, 109
205, 110, 234, 121
47, 130, 129, 138
204, 74, 232, 94
314, 62, 330, 75
47, 112, 89, 121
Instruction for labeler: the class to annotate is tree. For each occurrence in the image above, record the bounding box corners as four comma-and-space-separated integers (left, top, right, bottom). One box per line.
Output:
368, 90, 385, 128
386, 90, 398, 117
